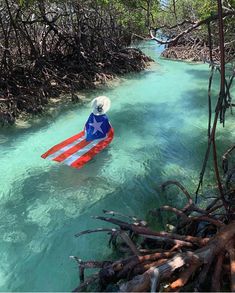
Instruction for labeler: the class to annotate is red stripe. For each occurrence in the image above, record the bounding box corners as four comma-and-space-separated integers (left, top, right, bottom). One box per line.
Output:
53, 137, 91, 162
71, 128, 114, 169
41, 130, 85, 159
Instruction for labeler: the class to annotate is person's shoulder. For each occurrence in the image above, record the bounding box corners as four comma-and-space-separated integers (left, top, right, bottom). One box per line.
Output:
101, 114, 109, 119
95, 113, 109, 120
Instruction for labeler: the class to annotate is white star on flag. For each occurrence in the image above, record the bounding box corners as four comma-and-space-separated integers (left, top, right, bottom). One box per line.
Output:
89, 116, 103, 134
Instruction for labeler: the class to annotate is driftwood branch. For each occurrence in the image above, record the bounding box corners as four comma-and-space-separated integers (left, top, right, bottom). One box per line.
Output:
150, 11, 235, 45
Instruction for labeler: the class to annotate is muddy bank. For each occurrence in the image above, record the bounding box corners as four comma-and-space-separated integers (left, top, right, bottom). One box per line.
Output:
161, 42, 235, 64
0, 48, 153, 126
161, 44, 221, 62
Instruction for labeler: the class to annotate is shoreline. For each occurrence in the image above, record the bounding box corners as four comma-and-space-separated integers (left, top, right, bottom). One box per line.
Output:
2, 41, 222, 128
161, 44, 223, 63
13, 76, 122, 130
0, 48, 153, 127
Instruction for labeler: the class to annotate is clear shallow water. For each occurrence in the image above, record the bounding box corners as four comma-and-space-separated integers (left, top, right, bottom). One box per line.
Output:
0, 41, 234, 291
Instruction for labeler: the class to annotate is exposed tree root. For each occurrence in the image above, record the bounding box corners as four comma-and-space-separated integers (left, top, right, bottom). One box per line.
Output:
0, 48, 152, 126
0, 0, 154, 126
71, 179, 235, 292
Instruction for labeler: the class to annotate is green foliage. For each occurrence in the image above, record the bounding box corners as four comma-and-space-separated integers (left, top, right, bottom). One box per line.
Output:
153, 0, 234, 47
18, 0, 35, 7
10, 0, 235, 45
197, 0, 217, 19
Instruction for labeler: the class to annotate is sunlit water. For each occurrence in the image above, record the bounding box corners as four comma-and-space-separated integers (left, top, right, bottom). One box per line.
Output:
0, 41, 234, 291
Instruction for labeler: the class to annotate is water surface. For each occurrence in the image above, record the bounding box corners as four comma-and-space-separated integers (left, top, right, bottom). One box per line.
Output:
0, 41, 234, 291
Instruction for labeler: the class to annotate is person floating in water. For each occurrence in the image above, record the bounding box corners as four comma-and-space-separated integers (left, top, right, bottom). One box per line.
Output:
41, 96, 114, 169
85, 96, 112, 141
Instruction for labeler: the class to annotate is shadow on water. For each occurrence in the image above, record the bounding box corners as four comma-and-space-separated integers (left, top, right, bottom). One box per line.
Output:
179, 88, 218, 110
110, 101, 173, 134
0, 160, 159, 291
1, 99, 215, 229
0, 95, 217, 290
1, 127, 228, 292
0, 151, 192, 290
185, 68, 212, 80
4, 116, 233, 292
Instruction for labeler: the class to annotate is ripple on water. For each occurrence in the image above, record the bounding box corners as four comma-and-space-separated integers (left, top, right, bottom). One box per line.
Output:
0, 259, 10, 288
0, 210, 18, 230
28, 238, 47, 254
0, 135, 9, 144
26, 200, 52, 228
3, 231, 27, 243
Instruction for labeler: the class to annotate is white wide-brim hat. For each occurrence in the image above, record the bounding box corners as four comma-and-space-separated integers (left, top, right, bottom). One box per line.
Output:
91, 96, 111, 115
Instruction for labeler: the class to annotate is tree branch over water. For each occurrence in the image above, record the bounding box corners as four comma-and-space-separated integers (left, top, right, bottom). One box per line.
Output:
150, 11, 235, 45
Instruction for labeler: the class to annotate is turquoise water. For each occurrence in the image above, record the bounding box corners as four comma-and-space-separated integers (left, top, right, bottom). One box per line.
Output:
0, 41, 234, 291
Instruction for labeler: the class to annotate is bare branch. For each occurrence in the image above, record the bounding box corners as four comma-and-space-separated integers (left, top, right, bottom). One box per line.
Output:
150, 11, 235, 45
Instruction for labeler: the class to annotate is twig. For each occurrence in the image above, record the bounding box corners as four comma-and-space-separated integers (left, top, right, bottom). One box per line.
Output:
103, 209, 147, 226
94, 216, 209, 246
75, 227, 118, 237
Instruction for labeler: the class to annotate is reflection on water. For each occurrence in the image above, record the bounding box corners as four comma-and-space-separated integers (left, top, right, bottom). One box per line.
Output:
0, 41, 234, 291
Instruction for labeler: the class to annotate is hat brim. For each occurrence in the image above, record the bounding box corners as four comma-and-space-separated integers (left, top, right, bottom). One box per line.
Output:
91, 96, 111, 115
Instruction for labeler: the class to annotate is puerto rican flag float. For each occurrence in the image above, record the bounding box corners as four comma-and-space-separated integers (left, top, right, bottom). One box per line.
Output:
41, 96, 114, 169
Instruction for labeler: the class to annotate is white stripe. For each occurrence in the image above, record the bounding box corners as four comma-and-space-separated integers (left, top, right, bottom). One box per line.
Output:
47, 135, 86, 160
63, 136, 106, 166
